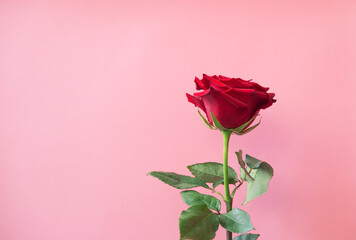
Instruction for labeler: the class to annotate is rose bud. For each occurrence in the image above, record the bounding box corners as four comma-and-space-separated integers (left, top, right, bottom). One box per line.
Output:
186, 74, 276, 132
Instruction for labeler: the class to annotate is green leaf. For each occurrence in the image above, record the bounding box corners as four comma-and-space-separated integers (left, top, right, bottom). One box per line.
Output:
240, 168, 246, 181
179, 205, 220, 240
243, 159, 273, 205
233, 233, 260, 240
232, 115, 258, 133
236, 150, 245, 168
245, 168, 257, 183
245, 155, 263, 169
181, 190, 221, 212
212, 179, 225, 189
148, 171, 210, 189
236, 151, 254, 181
220, 208, 254, 234
210, 111, 226, 130
212, 178, 236, 189
188, 162, 238, 183
198, 111, 214, 129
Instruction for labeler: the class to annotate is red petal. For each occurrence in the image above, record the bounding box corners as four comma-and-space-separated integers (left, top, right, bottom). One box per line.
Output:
260, 92, 276, 109
224, 88, 255, 104
222, 78, 254, 89
203, 74, 231, 91
193, 89, 210, 98
200, 88, 249, 129
251, 82, 269, 91
225, 88, 275, 124
194, 76, 209, 90
186, 93, 207, 113
218, 75, 232, 80
203, 75, 226, 87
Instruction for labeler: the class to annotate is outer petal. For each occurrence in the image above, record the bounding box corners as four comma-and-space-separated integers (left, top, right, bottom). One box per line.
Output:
222, 77, 254, 89
260, 92, 276, 109
194, 76, 210, 90
218, 75, 232, 80
203, 74, 231, 92
251, 82, 270, 91
186, 93, 207, 113
224, 88, 255, 105
203, 74, 227, 87
200, 87, 249, 129
193, 89, 210, 98
225, 88, 266, 125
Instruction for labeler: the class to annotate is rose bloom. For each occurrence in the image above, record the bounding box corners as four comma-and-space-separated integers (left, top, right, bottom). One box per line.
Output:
186, 74, 276, 129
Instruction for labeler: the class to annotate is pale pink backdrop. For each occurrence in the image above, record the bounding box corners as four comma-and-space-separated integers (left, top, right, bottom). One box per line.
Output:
1, 0, 356, 239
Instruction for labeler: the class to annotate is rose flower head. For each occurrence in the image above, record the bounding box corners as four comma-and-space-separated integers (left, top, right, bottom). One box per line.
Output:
186, 74, 276, 133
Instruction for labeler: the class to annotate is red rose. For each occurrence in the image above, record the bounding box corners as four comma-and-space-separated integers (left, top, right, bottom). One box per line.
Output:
186, 74, 276, 130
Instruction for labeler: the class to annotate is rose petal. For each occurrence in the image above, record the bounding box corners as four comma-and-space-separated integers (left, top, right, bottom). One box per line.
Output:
218, 75, 232, 80
201, 88, 249, 129
193, 89, 210, 98
225, 89, 261, 121
203, 74, 227, 87
251, 82, 270, 91
194, 76, 209, 90
186, 93, 207, 113
224, 88, 255, 105
260, 92, 276, 109
223, 78, 254, 89
203, 75, 231, 92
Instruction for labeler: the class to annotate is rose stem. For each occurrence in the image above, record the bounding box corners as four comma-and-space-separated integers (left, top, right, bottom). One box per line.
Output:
222, 130, 233, 240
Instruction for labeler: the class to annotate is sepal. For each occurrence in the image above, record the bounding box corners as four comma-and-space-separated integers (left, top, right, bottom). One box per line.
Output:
211, 111, 226, 130
232, 115, 260, 135
198, 111, 261, 136
198, 110, 215, 130
234, 119, 261, 136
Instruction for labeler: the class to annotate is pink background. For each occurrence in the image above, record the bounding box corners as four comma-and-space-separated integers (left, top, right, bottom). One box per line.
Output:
1, 0, 356, 239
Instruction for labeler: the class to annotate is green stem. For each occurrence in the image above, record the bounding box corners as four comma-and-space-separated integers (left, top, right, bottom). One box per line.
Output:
222, 130, 232, 240
225, 200, 233, 240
